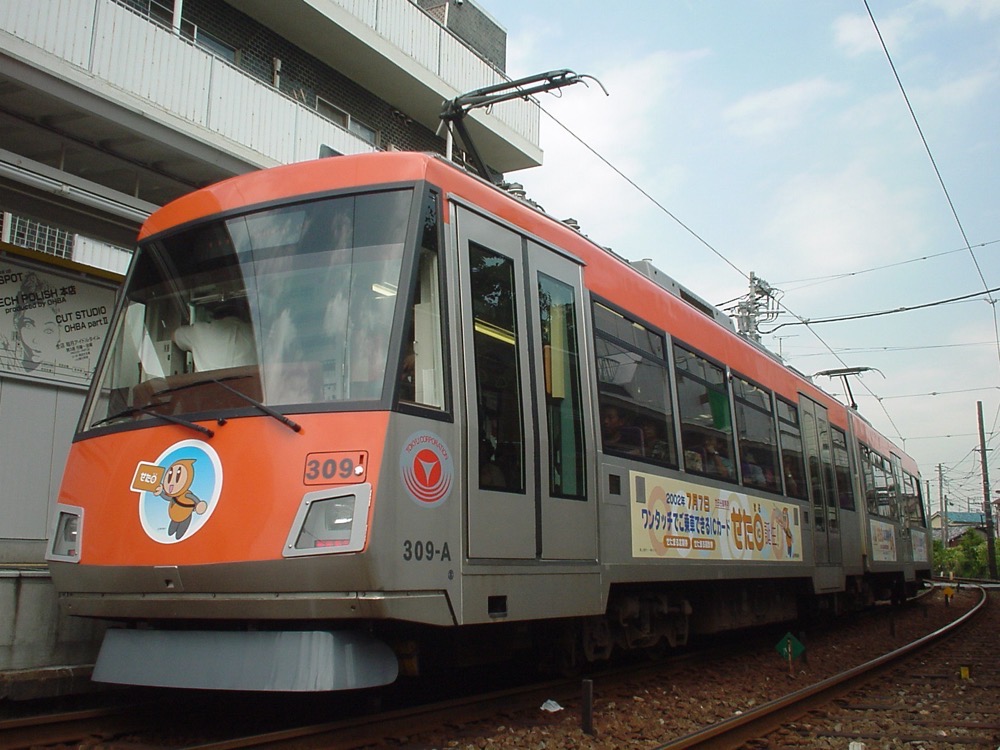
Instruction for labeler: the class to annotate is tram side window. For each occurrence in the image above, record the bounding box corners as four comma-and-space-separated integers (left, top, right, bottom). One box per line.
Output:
777, 399, 808, 500
871, 453, 896, 518
832, 427, 855, 511
860, 445, 876, 514
469, 244, 524, 493
539, 274, 586, 499
592, 303, 676, 467
674, 345, 734, 481
889, 455, 906, 525
398, 191, 445, 410
733, 376, 781, 493
903, 472, 925, 526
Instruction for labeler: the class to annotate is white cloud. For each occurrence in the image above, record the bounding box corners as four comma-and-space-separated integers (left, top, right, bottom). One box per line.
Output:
723, 79, 846, 139
760, 163, 926, 280
512, 49, 706, 251
915, 69, 997, 109
833, 11, 913, 57
921, 0, 1000, 21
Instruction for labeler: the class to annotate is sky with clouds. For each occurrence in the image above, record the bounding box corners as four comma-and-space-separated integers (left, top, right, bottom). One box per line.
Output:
476, 0, 1000, 515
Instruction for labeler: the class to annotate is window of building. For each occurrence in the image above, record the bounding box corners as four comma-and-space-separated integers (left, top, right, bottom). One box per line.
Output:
593, 303, 676, 466
732, 375, 781, 493
316, 97, 379, 147
777, 398, 808, 500
674, 345, 734, 481
193, 28, 237, 64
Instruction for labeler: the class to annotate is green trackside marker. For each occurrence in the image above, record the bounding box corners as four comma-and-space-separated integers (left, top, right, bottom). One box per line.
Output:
776, 632, 805, 675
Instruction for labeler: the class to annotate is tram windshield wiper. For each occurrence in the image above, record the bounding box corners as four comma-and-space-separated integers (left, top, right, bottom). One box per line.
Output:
155, 376, 302, 434
91, 403, 215, 437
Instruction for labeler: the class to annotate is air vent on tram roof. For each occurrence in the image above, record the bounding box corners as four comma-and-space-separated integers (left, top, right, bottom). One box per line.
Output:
629, 259, 735, 331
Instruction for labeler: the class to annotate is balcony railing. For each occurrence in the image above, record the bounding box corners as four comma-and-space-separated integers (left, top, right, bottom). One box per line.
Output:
0, 0, 537, 168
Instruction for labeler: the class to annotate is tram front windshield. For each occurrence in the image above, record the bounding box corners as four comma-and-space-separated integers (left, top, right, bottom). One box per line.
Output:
82, 189, 411, 431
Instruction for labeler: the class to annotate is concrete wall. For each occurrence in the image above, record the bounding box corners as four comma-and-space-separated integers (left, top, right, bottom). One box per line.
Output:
0, 568, 105, 697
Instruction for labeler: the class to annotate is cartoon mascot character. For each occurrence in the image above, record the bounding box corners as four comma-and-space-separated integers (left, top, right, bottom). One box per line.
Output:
154, 458, 208, 539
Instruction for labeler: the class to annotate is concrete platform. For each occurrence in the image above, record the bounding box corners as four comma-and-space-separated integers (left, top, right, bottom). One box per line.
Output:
0, 566, 105, 699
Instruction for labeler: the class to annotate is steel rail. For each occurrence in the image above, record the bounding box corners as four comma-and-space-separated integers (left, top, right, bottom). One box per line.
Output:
656, 585, 988, 750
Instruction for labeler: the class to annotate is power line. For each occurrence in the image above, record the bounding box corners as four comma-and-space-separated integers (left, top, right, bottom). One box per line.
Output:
876, 386, 1000, 401
864, 0, 991, 302
762, 285, 1000, 333
538, 100, 912, 442
865, 0, 1000, 444
775, 238, 1000, 291
789, 341, 995, 359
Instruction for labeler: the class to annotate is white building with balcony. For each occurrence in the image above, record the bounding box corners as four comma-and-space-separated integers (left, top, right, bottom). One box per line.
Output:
0, 0, 542, 695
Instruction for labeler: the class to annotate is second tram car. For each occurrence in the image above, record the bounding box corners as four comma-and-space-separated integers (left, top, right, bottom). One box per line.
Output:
47, 152, 931, 690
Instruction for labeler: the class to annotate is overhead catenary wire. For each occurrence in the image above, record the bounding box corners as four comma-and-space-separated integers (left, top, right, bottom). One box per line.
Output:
536, 98, 910, 445
761, 285, 1000, 334
774, 238, 1000, 291
865, 0, 1000, 445
527, 6, 999, 464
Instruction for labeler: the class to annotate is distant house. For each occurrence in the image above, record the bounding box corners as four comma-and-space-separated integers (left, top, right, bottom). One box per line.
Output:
929, 511, 988, 546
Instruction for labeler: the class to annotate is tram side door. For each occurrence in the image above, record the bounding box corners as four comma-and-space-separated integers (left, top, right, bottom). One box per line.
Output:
456, 206, 596, 561
458, 206, 537, 559
800, 397, 842, 565
525, 239, 597, 560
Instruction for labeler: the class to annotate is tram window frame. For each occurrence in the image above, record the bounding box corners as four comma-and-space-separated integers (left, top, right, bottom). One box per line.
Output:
673, 343, 735, 482
776, 398, 808, 500
538, 273, 587, 500
869, 452, 896, 519
831, 427, 856, 511
859, 444, 875, 514
903, 472, 926, 526
732, 374, 781, 494
395, 188, 450, 417
469, 242, 526, 494
592, 301, 677, 468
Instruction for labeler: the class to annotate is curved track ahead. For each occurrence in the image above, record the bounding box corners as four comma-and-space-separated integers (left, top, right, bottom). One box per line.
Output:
658, 585, 990, 749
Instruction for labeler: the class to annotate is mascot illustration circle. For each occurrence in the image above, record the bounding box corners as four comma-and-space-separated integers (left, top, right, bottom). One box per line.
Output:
134, 440, 223, 543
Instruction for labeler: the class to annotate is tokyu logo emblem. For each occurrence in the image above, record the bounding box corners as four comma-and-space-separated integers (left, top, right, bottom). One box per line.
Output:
400, 431, 453, 507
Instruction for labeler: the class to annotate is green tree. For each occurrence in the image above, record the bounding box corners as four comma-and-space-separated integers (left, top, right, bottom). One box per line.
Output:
933, 532, 988, 578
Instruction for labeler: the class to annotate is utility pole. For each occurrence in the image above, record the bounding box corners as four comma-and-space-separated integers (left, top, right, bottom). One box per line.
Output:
977, 401, 998, 578
939, 463, 947, 550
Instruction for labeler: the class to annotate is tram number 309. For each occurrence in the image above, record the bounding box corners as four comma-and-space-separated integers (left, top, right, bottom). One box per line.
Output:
402, 539, 452, 562
303, 451, 368, 485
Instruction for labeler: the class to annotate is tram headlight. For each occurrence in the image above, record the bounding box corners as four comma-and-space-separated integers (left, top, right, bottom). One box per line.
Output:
47, 505, 83, 563
284, 486, 371, 557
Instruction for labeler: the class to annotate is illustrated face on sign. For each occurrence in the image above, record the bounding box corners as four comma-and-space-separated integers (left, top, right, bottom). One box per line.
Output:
17, 304, 59, 370
13, 273, 60, 372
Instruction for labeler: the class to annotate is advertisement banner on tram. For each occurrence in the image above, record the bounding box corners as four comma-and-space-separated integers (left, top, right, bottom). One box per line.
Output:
630, 470, 803, 562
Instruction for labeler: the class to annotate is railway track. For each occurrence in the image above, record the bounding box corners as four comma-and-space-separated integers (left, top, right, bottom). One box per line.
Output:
2, 588, 984, 749
0, 702, 155, 748
659, 585, 991, 749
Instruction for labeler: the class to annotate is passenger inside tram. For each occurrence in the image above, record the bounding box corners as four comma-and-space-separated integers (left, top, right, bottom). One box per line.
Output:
600, 404, 643, 455
702, 434, 734, 480
173, 298, 255, 372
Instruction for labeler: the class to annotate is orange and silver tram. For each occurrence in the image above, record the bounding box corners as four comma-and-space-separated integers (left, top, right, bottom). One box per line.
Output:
46, 152, 931, 691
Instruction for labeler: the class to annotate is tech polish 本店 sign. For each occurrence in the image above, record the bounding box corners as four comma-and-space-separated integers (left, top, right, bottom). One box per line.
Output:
0, 255, 116, 386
